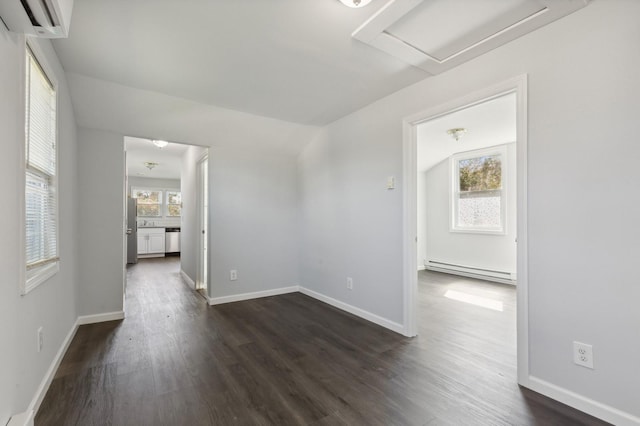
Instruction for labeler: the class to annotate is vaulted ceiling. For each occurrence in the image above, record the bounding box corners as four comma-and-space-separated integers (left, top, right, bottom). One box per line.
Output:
53, 0, 587, 127
53, 0, 428, 126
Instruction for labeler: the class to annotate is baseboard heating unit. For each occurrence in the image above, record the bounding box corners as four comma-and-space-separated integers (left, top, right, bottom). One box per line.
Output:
425, 260, 516, 285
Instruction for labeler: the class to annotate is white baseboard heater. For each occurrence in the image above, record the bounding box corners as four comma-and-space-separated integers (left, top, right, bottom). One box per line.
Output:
425, 260, 516, 285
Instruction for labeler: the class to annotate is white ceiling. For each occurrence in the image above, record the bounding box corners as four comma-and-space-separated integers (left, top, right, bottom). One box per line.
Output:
125, 137, 190, 179
52, 0, 585, 128
416, 92, 516, 172
52, 0, 428, 126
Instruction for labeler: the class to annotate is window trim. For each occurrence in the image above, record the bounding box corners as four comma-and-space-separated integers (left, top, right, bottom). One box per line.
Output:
166, 190, 182, 217
449, 145, 507, 235
21, 39, 60, 295
132, 187, 164, 217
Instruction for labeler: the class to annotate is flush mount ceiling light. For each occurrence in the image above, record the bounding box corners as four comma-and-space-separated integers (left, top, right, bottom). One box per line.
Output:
447, 128, 467, 141
144, 161, 159, 170
339, 0, 372, 8
152, 140, 169, 148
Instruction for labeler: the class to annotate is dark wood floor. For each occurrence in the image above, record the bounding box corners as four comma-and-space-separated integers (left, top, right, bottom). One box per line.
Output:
36, 258, 608, 425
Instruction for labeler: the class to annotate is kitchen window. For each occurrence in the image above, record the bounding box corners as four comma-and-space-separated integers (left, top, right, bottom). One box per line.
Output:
451, 146, 506, 234
133, 189, 163, 217
166, 191, 182, 217
24, 44, 59, 294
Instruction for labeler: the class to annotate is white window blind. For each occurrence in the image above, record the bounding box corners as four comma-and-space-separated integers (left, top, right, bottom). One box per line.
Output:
25, 46, 58, 273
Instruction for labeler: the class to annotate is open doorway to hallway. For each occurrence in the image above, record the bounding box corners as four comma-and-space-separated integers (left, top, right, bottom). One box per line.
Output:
124, 137, 209, 304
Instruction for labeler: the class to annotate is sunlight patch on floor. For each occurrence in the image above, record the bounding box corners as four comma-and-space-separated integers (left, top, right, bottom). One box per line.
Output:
444, 289, 504, 311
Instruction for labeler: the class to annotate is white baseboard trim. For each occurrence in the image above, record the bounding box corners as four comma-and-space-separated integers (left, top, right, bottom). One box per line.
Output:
180, 269, 196, 290
417, 265, 426, 271
19, 310, 125, 423
208, 286, 300, 306
7, 410, 34, 426
298, 286, 405, 335
24, 317, 80, 422
77, 311, 125, 325
526, 376, 640, 426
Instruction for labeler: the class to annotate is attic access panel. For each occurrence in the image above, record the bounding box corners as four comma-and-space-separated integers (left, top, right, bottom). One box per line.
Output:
353, 0, 589, 75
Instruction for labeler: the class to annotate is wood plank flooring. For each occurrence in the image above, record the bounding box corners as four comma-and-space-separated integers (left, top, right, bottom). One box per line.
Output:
35, 258, 609, 425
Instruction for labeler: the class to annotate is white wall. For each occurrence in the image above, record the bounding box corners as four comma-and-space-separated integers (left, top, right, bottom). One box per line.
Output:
72, 77, 318, 314
180, 145, 207, 283
210, 148, 300, 299
128, 176, 180, 195
298, 1, 640, 420
77, 128, 125, 316
0, 30, 78, 422
424, 143, 516, 275
298, 125, 404, 323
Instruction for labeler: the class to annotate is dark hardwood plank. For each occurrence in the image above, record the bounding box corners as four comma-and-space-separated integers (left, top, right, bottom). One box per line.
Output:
35, 257, 610, 425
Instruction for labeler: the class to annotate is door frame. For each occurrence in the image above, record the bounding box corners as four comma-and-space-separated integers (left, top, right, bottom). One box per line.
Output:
195, 153, 209, 293
402, 74, 529, 384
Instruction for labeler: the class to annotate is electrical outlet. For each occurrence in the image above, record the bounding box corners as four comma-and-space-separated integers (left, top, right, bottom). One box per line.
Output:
573, 341, 593, 369
230, 270, 238, 281
37, 327, 43, 353
346, 277, 353, 290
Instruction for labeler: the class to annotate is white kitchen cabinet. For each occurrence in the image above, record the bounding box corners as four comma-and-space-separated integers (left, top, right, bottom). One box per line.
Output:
138, 227, 165, 255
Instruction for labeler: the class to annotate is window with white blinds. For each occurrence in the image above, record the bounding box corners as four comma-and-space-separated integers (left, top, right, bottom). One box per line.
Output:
24, 45, 58, 291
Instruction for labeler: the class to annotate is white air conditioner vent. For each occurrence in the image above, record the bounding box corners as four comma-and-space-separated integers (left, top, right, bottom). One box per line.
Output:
0, 0, 73, 39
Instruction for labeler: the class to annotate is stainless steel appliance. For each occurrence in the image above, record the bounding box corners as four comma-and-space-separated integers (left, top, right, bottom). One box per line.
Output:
126, 198, 138, 264
165, 227, 180, 255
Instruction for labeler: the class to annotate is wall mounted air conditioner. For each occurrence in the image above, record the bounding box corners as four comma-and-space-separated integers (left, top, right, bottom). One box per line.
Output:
0, 0, 74, 38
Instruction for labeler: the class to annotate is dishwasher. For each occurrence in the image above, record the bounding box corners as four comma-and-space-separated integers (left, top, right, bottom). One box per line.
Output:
165, 227, 181, 255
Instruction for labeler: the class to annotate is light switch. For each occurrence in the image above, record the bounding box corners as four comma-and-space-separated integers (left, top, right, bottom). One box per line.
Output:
387, 176, 395, 190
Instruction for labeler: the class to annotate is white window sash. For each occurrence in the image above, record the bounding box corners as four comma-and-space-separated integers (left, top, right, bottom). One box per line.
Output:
450, 145, 507, 235
23, 42, 59, 295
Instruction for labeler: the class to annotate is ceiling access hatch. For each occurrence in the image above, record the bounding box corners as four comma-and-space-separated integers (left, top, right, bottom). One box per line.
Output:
353, 0, 589, 76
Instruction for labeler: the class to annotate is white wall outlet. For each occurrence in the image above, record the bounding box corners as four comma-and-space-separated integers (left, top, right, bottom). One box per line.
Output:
573, 341, 594, 369
230, 269, 238, 281
346, 277, 353, 290
37, 327, 43, 353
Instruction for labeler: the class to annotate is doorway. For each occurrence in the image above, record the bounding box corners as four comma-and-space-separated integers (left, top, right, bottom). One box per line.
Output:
123, 137, 209, 304
403, 75, 529, 384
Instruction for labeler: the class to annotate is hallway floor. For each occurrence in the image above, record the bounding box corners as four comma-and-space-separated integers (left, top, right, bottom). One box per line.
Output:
35, 258, 608, 425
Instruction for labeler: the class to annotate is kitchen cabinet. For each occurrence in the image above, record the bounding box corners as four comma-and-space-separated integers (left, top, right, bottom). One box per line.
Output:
138, 227, 165, 255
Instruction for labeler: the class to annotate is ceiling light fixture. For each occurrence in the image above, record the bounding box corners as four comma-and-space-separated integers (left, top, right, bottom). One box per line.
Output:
339, 0, 372, 8
447, 128, 467, 141
144, 161, 159, 170
152, 140, 169, 148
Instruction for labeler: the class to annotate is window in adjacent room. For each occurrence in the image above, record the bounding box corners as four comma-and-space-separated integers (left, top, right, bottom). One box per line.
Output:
451, 146, 506, 234
132, 188, 163, 217
24, 44, 59, 293
166, 191, 182, 217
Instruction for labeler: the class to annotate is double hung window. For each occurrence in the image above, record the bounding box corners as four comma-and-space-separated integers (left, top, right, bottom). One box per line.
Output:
24, 45, 59, 292
166, 191, 182, 217
133, 189, 163, 217
451, 146, 506, 234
